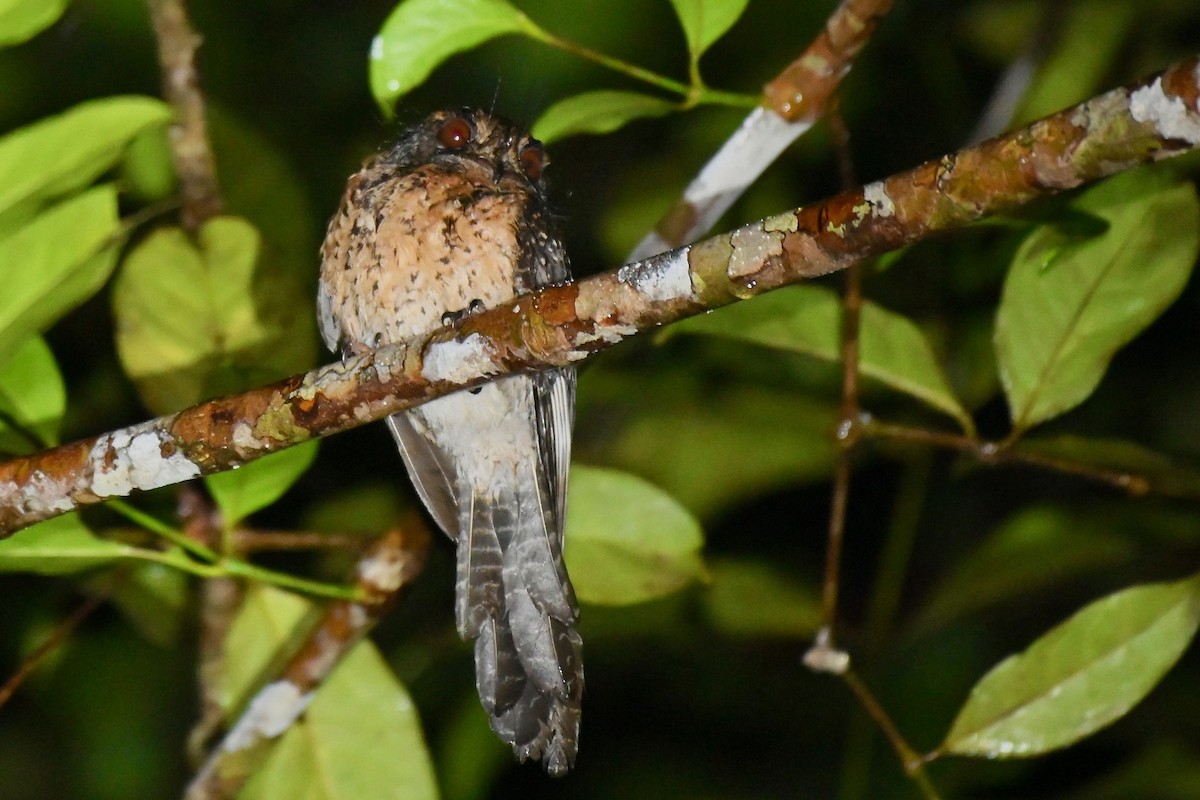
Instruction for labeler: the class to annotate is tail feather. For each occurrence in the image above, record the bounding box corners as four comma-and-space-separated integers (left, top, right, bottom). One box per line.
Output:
454, 485, 504, 637
511, 469, 577, 622
461, 474, 583, 774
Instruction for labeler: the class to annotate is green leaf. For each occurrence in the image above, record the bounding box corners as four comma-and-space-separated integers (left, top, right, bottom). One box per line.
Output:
205, 440, 319, 525
1012, 0, 1136, 124
0, 335, 65, 451
995, 170, 1200, 431
565, 466, 706, 605
220, 585, 313, 714
0, 95, 170, 217
95, 561, 188, 646
114, 216, 315, 415
369, 0, 535, 116
942, 573, 1200, 757
913, 507, 1136, 636
0, 514, 132, 574
668, 0, 750, 60
208, 105, 320, 274
436, 693, 512, 800
671, 285, 974, 433
702, 557, 820, 638
227, 587, 438, 800
0, 0, 68, 46
532, 90, 677, 144
242, 643, 439, 800
581, 370, 836, 517
0, 186, 120, 365
301, 483, 407, 536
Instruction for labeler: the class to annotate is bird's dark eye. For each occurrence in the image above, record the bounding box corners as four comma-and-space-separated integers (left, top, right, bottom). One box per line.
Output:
437, 115, 473, 149
519, 145, 545, 180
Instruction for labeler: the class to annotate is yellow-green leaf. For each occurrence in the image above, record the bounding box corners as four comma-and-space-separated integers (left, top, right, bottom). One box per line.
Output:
0, 0, 68, 46
0, 186, 120, 365
672, 285, 974, 433
227, 587, 438, 800
996, 170, 1200, 431
703, 557, 820, 638
669, 0, 750, 59
369, 0, 535, 116
113, 216, 314, 414
205, 441, 319, 525
533, 90, 676, 144
0, 335, 64, 451
943, 574, 1200, 757
565, 466, 706, 605
0, 514, 131, 574
0, 96, 169, 216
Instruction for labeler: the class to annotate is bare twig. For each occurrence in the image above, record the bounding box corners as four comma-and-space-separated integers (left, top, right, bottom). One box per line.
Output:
177, 487, 242, 766
630, 0, 895, 260
812, 99, 861, 658
231, 530, 372, 553
0, 590, 108, 710
840, 669, 941, 800
3, 55, 1200, 535
146, 0, 223, 230
184, 517, 430, 800
864, 420, 1165, 497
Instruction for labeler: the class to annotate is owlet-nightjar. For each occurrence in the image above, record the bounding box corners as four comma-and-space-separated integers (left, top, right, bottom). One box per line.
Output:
317, 108, 582, 775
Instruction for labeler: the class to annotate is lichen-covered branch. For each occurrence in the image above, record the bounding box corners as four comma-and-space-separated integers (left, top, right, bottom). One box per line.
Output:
146, 0, 223, 230
183, 520, 429, 800
630, 0, 895, 259
2, 55, 1199, 536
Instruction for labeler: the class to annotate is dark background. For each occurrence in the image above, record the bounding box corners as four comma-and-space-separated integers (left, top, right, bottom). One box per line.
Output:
2, 1, 1200, 798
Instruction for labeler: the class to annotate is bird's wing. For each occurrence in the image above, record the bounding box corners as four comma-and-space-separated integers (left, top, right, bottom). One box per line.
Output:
534, 366, 576, 536
386, 413, 459, 539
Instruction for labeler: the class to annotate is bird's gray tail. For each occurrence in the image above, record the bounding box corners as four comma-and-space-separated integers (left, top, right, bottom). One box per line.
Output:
455, 465, 583, 775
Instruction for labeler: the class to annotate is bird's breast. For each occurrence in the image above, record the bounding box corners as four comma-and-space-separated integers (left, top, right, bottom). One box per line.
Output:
320, 164, 527, 348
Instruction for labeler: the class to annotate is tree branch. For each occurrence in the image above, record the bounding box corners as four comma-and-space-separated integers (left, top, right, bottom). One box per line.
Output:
631, 0, 894, 259
2, 54, 1199, 536
183, 518, 430, 800
146, 0, 223, 230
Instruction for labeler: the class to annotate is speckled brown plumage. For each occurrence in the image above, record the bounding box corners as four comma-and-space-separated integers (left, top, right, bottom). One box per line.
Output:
317, 109, 581, 774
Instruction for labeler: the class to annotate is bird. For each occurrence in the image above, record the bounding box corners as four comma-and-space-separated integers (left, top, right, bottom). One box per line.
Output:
316, 108, 582, 775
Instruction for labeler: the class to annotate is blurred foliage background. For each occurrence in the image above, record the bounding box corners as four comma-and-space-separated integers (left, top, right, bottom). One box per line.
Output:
3, 0, 1200, 798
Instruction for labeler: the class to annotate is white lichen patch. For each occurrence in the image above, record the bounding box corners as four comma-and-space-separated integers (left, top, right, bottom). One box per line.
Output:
359, 550, 405, 592
89, 426, 200, 498
863, 181, 896, 218
574, 323, 639, 348
728, 224, 784, 279
1129, 77, 1200, 144
617, 249, 694, 302
421, 334, 498, 384
222, 681, 314, 753
0, 470, 74, 517
232, 423, 266, 451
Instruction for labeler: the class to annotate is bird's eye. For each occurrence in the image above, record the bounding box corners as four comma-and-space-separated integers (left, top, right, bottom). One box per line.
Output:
437, 116, 473, 149
519, 146, 545, 180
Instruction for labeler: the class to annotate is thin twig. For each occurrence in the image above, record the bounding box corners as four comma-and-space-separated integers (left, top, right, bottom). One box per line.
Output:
178, 487, 242, 767
814, 99, 862, 650
840, 669, 942, 800
3, 54, 1200, 535
865, 420, 1158, 496
231, 530, 372, 553
145, 0, 223, 230
0, 590, 108, 710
